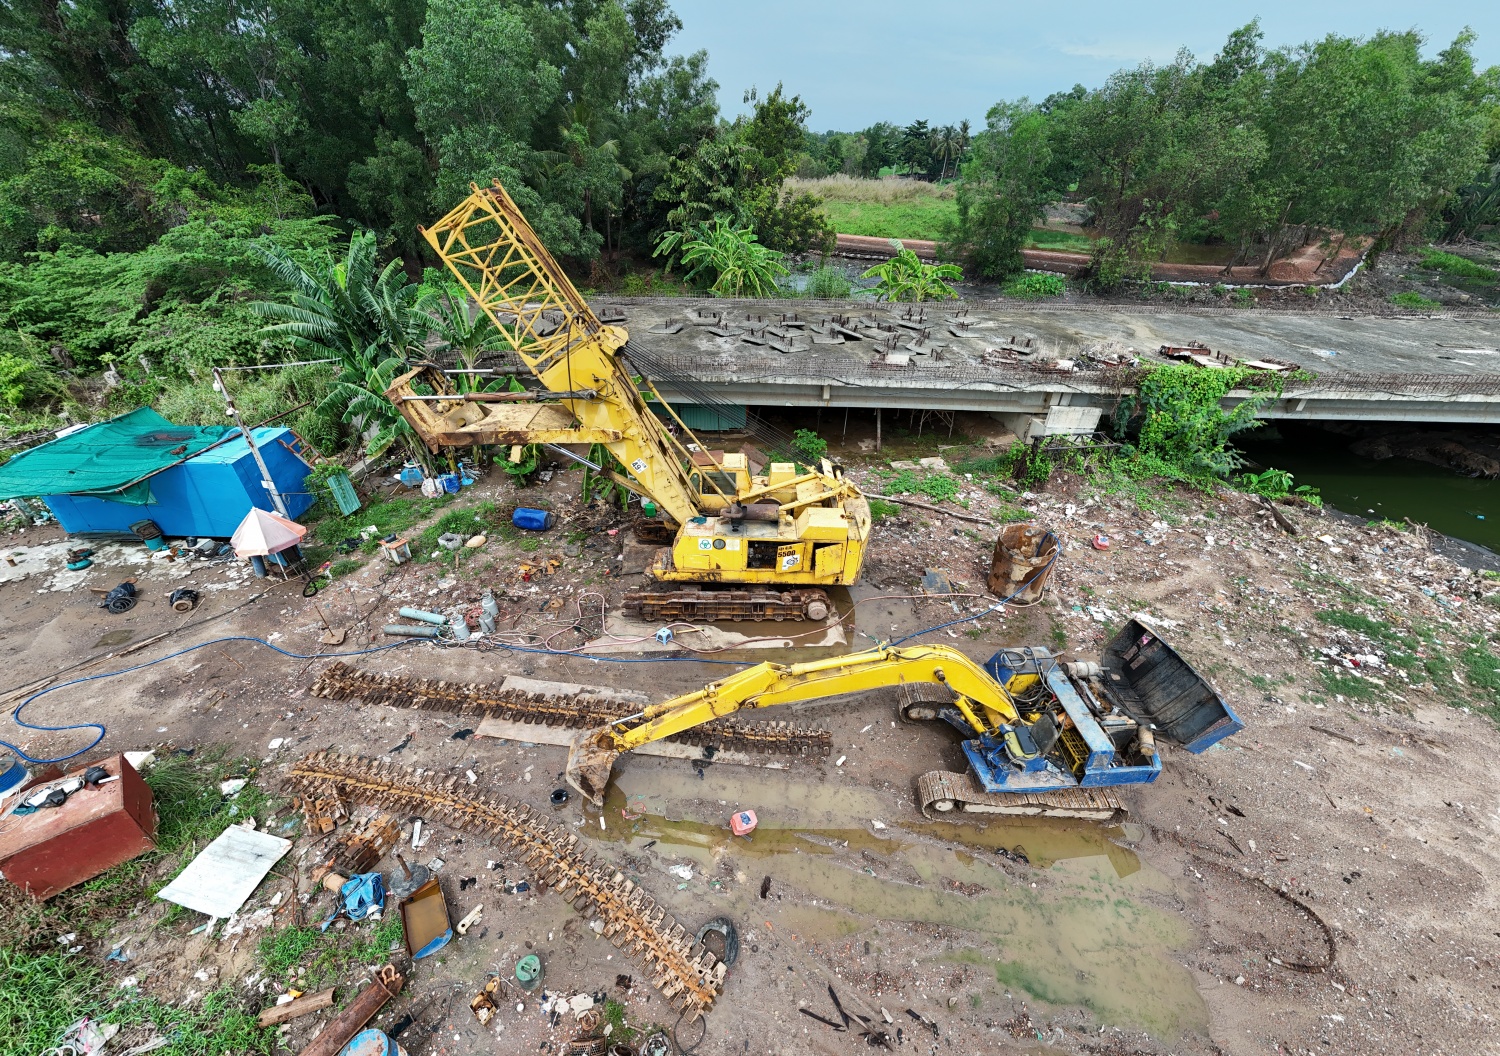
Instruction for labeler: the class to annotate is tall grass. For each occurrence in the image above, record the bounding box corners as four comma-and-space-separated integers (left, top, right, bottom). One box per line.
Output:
786, 175, 956, 204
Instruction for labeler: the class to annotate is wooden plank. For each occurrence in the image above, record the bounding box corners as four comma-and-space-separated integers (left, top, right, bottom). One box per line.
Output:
257, 989, 335, 1027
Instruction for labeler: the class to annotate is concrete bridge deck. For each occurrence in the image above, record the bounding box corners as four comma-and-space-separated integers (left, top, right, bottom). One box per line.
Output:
581, 298, 1500, 427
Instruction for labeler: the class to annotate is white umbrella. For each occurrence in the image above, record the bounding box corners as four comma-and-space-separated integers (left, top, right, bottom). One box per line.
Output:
231, 507, 308, 558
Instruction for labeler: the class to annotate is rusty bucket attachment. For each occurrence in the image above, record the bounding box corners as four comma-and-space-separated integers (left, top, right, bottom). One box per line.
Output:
565, 728, 621, 806
987, 524, 1058, 604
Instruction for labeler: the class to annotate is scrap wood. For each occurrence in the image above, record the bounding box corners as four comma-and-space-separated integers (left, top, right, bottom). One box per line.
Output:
257, 989, 335, 1027
798, 1008, 846, 1031
906, 1008, 939, 1037
298, 965, 403, 1056
865, 492, 995, 526
1257, 496, 1299, 536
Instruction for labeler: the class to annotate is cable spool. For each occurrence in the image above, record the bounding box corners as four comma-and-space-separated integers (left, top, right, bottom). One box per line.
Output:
169, 588, 199, 613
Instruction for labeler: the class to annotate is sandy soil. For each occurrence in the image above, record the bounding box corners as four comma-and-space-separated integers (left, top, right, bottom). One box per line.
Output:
2, 451, 1498, 1056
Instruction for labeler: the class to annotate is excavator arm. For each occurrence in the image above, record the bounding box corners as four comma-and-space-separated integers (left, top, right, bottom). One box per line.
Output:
565, 644, 1025, 803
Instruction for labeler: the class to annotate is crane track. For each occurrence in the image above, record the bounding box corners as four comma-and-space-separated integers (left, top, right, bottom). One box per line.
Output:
309, 662, 831, 759
286, 751, 726, 1017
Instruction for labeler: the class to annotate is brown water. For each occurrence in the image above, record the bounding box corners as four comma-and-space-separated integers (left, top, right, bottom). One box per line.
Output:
584, 763, 1206, 1037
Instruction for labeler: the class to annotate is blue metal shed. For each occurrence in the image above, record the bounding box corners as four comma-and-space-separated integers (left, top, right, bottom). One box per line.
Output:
41, 427, 315, 538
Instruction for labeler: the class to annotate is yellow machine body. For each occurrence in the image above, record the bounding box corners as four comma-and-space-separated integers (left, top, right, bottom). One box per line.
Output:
387, 180, 869, 591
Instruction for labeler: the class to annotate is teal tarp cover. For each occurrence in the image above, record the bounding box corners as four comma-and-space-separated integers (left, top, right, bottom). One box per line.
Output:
0, 407, 231, 504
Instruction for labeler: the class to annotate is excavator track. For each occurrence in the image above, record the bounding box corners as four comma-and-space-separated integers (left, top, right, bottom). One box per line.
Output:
286, 752, 726, 1018
309, 662, 832, 759
915, 771, 1127, 823
622, 587, 832, 623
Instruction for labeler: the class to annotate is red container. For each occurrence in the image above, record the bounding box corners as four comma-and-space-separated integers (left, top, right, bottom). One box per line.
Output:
730, 810, 757, 837
0, 754, 156, 899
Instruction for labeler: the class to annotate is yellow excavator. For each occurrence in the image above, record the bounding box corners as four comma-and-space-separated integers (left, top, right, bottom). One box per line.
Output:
565, 618, 1244, 821
385, 180, 870, 622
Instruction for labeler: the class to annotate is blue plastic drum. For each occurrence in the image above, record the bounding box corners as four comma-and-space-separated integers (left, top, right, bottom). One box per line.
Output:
511, 507, 554, 531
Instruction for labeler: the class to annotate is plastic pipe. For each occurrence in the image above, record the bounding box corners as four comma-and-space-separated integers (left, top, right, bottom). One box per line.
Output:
383, 624, 441, 638
397, 607, 448, 626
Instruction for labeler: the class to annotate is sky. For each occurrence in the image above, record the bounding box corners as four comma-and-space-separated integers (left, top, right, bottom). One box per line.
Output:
669, 1, 1500, 131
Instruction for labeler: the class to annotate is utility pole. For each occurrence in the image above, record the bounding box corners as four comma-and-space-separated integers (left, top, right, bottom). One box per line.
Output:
213, 367, 290, 518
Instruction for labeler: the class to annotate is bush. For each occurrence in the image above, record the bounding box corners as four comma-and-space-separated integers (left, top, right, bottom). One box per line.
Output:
791, 428, 827, 463
1391, 291, 1441, 310
804, 266, 852, 299
1003, 272, 1065, 300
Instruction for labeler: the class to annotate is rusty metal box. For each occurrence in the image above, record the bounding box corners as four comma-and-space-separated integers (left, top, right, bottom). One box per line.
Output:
0, 754, 156, 899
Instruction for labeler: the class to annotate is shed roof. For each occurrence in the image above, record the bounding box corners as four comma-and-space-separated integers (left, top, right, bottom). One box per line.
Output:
0, 407, 232, 503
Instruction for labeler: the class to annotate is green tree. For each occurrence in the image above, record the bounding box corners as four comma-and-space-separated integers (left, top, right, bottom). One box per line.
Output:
949, 101, 1057, 278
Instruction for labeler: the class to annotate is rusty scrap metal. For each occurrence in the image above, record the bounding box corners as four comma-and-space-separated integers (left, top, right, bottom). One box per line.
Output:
285, 752, 727, 1017
309, 662, 832, 760
297, 964, 404, 1056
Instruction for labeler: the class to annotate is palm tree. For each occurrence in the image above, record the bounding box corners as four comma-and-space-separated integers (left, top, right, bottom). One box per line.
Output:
934, 125, 960, 181
250, 231, 426, 458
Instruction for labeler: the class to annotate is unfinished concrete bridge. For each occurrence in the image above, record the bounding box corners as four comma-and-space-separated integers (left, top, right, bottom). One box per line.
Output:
542, 298, 1500, 439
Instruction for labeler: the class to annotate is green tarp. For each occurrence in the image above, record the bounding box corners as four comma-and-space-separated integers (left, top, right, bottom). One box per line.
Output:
0, 407, 232, 503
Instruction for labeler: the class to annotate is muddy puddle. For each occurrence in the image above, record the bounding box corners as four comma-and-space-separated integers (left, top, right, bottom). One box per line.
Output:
93, 628, 135, 648
582, 762, 1206, 1037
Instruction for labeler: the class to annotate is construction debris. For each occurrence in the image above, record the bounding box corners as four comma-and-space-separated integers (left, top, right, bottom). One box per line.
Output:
285, 752, 728, 1018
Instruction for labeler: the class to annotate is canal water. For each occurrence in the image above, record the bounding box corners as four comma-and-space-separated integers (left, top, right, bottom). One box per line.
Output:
1238, 423, 1498, 552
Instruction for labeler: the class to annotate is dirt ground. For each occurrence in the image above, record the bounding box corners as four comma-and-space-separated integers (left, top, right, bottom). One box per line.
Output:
3, 439, 1499, 1056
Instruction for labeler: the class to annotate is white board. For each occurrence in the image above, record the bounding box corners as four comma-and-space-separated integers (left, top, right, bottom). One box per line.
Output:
157, 825, 291, 919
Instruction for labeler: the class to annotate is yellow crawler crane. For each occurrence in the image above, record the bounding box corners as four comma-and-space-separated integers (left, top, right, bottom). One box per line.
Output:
566, 619, 1245, 822
386, 180, 870, 622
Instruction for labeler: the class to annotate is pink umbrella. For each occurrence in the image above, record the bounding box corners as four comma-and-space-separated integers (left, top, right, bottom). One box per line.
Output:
231, 507, 308, 558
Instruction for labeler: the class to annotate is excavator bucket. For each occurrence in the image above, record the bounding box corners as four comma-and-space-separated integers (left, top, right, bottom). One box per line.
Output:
565, 729, 621, 806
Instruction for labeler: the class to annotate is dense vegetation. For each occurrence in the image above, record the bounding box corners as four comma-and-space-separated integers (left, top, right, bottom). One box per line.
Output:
1, 6, 1496, 474
947, 24, 1499, 285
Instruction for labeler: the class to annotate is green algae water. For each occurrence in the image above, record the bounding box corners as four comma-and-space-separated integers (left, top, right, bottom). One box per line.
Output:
1239, 423, 1498, 552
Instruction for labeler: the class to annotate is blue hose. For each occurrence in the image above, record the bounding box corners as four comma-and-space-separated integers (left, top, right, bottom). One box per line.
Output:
7, 537, 1058, 767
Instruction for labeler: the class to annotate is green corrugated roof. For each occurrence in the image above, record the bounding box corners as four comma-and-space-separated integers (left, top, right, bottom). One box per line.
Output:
0, 407, 232, 503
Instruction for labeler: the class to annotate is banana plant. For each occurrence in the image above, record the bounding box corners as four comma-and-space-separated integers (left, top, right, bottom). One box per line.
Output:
860, 241, 962, 302
655, 216, 788, 297
251, 230, 426, 458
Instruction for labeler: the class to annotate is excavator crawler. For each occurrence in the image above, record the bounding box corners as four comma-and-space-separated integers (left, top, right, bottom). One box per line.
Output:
566, 618, 1243, 823
386, 180, 870, 620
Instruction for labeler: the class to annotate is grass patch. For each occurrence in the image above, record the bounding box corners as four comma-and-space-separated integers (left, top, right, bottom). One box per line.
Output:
817, 197, 956, 242
1316, 609, 1397, 643
328, 558, 363, 579
412, 502, 497, 560
1025, 228, 1095, 253
1419, 249, 1497, 281
1390, 291, 1441, 310
311, 494, 453, 549
1003, 273, 1066, 300
788, 174, 955, 205
0, 752, 285, 1056
868, 498, 901, 523
257, 917, 404, 992
875, 468, 962, 503
1321, 670, 1379, 701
